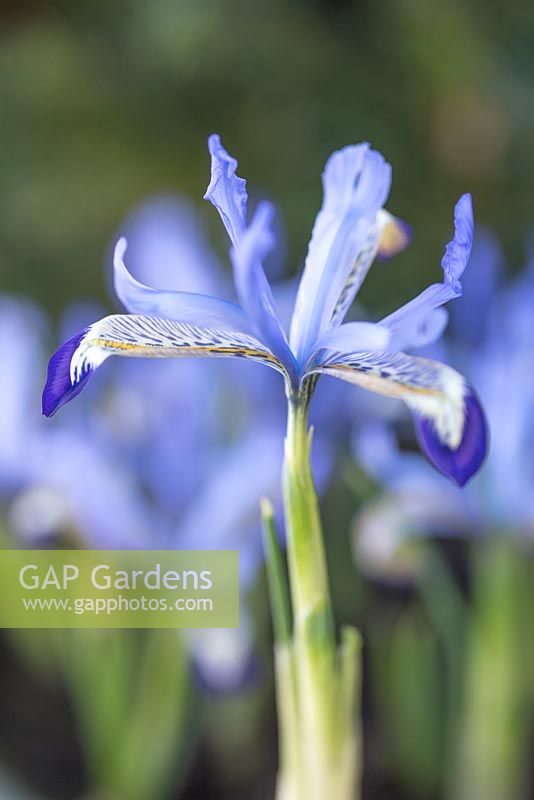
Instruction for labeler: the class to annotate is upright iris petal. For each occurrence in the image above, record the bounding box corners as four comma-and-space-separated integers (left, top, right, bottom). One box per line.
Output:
203, 133, 247, 246
204, 138, 297, 382
290, 144, 393, 361
230, 203, 298, 383
441, 193, 474, 290
308, 321, 392, 360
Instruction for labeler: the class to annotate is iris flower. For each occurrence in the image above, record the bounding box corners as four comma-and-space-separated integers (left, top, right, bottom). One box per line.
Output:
43, 135, 487, 486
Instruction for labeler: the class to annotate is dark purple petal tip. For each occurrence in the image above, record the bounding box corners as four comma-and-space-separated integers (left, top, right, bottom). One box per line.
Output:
42, 329, 90, 417
414, 389, 488, 487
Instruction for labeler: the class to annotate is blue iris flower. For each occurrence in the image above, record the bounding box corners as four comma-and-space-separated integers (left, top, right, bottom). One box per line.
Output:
43, 135, 487, 486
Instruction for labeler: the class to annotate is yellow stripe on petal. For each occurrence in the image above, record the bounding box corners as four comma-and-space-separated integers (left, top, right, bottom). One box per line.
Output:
69, 314, 287, 385
305, 350, 467, 449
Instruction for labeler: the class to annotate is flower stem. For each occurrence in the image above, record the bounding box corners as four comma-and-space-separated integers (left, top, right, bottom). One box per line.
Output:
283, 400, 334, 633
265, 395, 361, 800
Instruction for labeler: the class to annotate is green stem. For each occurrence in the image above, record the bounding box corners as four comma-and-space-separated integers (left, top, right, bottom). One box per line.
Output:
268, 395, 360, 800
283, 399, 334, 633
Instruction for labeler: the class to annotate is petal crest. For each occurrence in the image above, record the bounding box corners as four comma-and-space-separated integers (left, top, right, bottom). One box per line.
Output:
204, 134, 247, 246
442, 193, 474, 289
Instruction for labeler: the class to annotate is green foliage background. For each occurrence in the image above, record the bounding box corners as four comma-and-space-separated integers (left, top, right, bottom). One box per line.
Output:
2, 0, 533, 319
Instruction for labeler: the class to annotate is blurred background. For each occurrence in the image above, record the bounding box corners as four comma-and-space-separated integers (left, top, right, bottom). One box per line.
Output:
0, 1, 533, 798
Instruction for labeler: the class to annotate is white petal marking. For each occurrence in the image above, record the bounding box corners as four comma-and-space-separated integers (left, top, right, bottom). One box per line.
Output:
306, 351, 467, 449
69, 314, 281, 384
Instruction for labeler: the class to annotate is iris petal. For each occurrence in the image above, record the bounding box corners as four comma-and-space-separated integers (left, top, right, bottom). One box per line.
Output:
42, 329, 92, 417
304, 350, 487, 486
442, 193, 474, 289
42, 314, 285, 417
113, 237, 256, 333
204, 133, 247, 246
230, 203, 298, 383
386, 307, 449, 351
381, 195, 475, 350
414, 389, 487, 487
290, 143, 392, 361
308, 321, 391, 362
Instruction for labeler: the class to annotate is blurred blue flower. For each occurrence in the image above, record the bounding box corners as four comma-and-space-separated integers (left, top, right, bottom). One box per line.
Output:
0, 296, 152, 547
44, 136, 487, 486
0, 297, 46, 491
186, 611, 260, 695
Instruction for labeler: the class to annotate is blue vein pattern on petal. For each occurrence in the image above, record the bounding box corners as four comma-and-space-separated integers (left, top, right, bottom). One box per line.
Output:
304, 350, 487, 485
330, 211, 411, 330
42, 314, 284, 417
204, 134, 247, 246
113, 237, 256, 333
230, 202, 298, 384
414, 389, 487, 487
328, 216, 383, 328
307, 321, 392, 365
290, 143, 368, 355
290, 144, 392, 361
